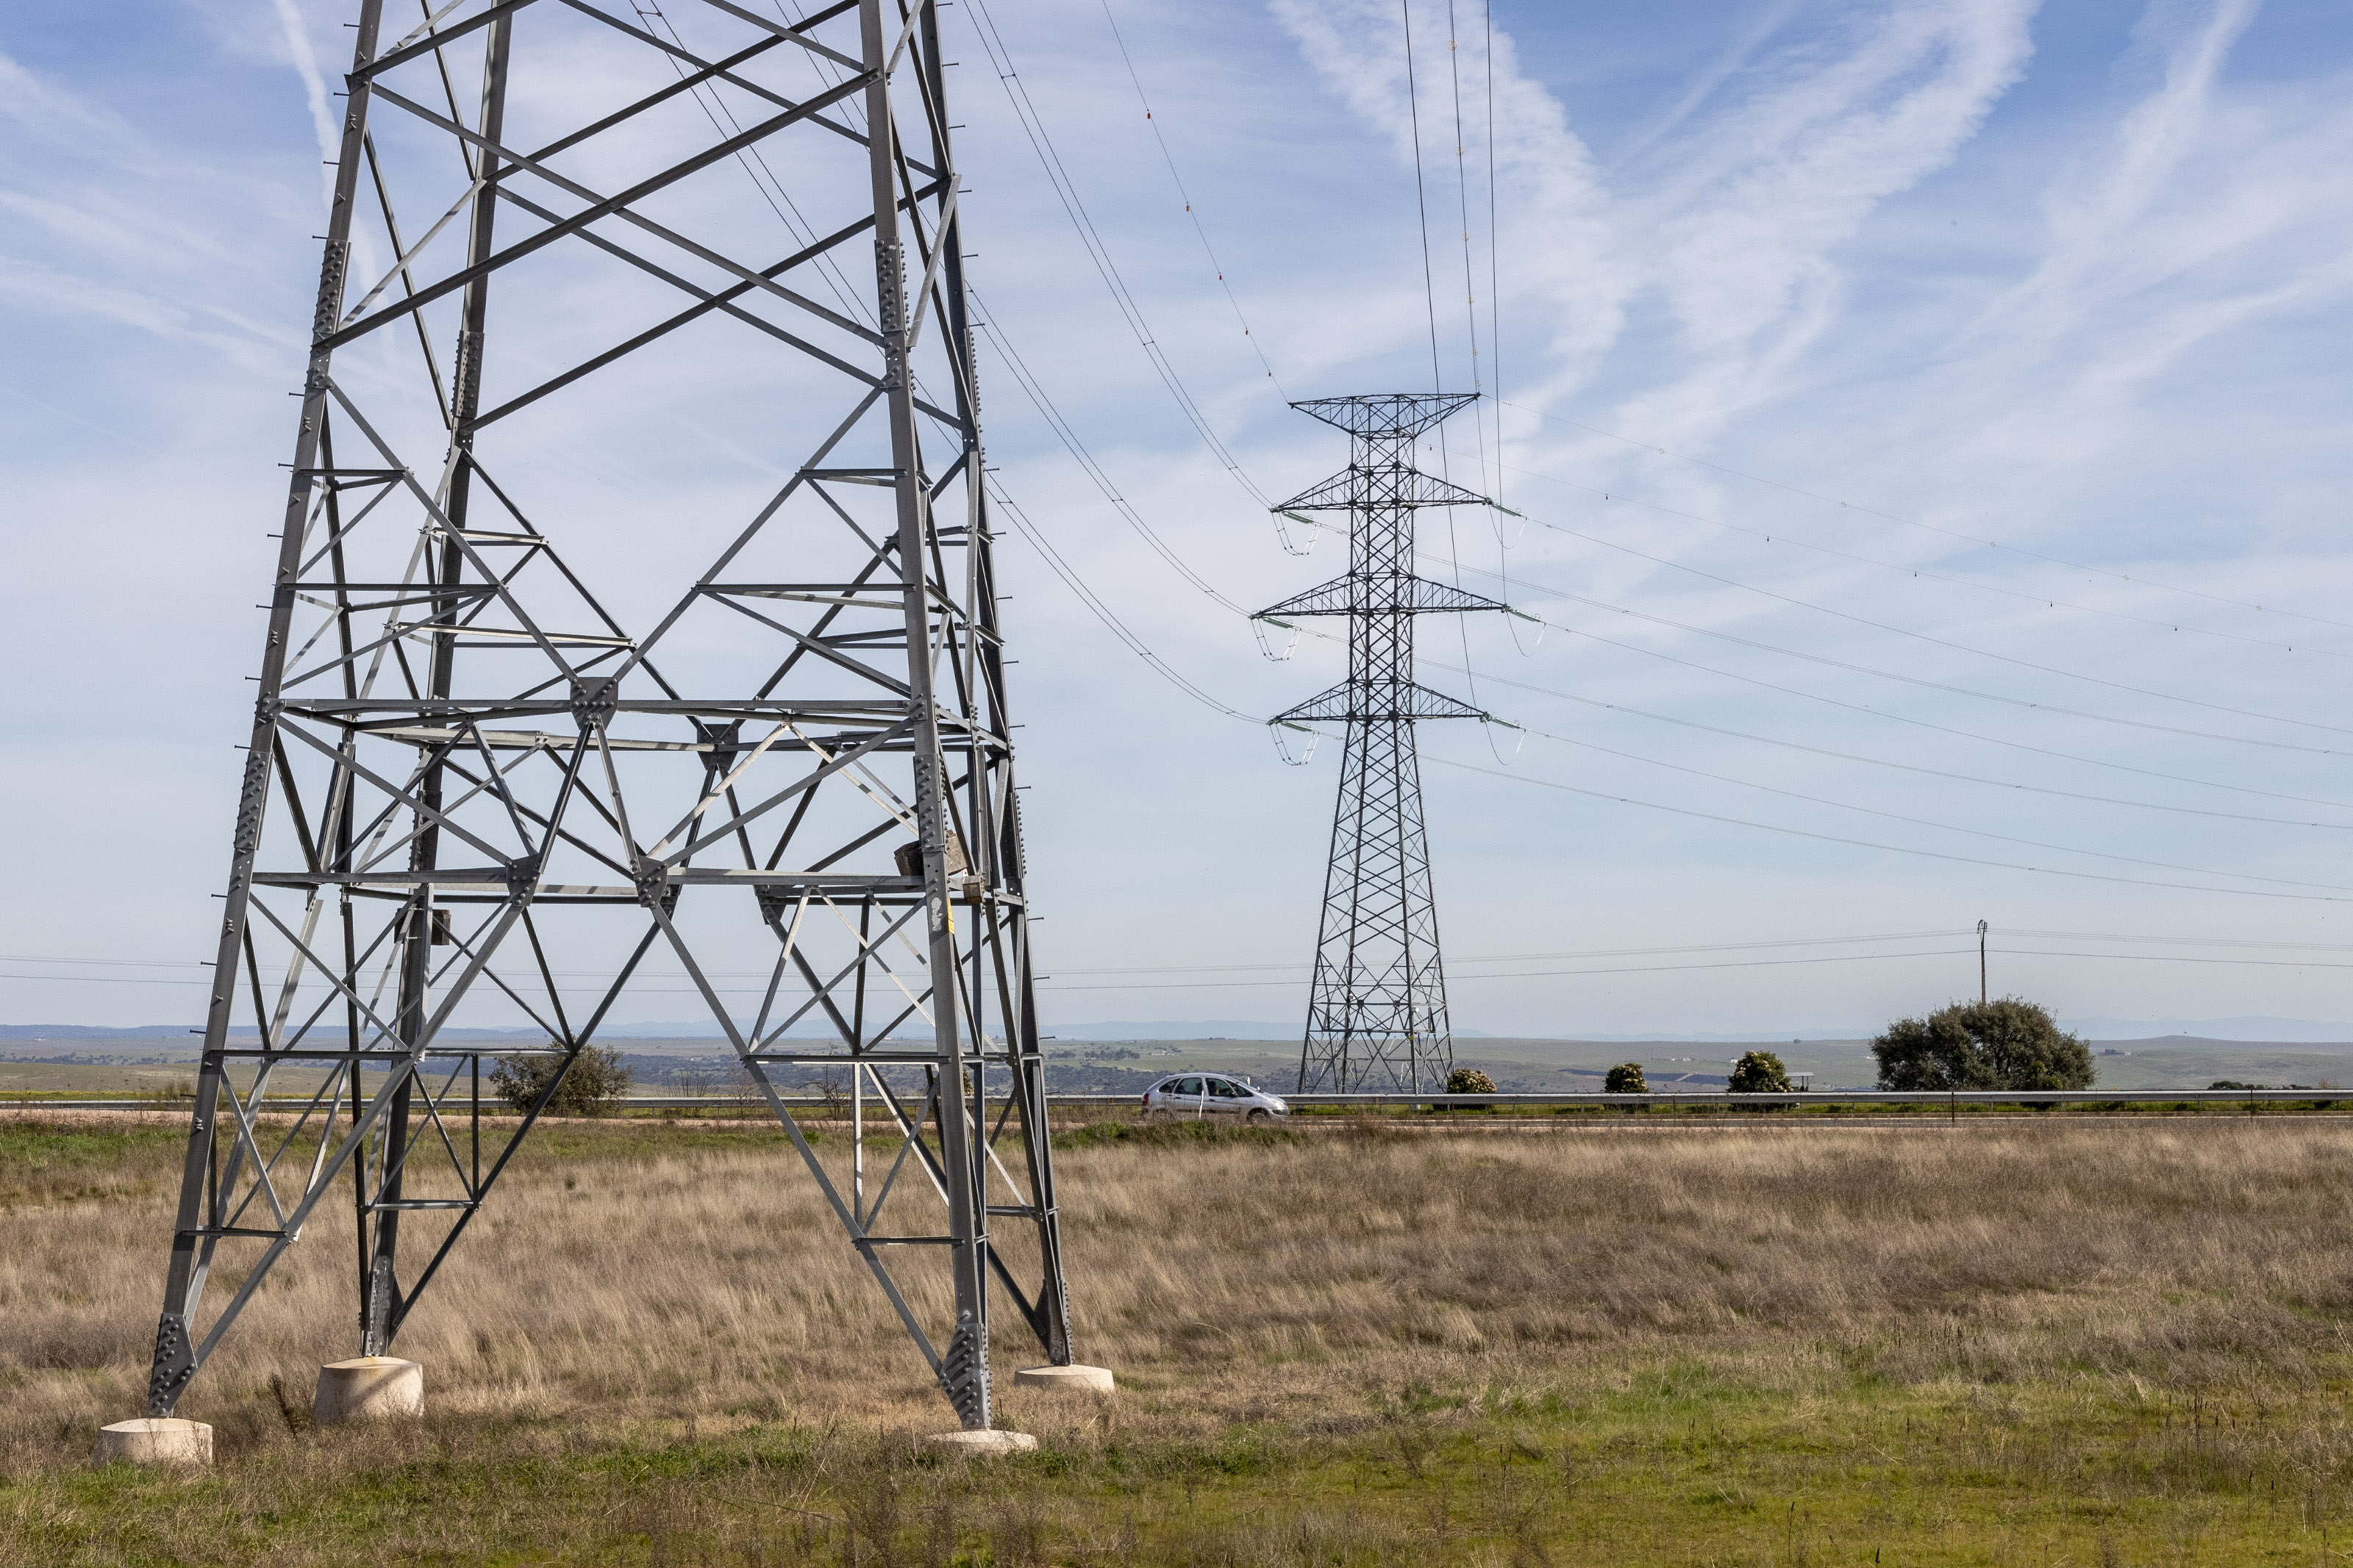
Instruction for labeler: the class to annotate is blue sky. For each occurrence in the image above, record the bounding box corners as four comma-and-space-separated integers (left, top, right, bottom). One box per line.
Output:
4, 0, 2353, 1036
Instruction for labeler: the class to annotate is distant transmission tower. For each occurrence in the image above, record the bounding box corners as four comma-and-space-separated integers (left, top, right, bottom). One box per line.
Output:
142, 0, 1075, 1434
1254, 395, 1507, 1094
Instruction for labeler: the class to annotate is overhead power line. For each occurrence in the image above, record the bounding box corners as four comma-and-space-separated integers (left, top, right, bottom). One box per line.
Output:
961, 0, 1273, 506
984, 272, 2351, 826
1444, 554, 2353, 759
963, 299, 2353, 808
991, 462, 2353, 914
1400, 0, 1446, 398
1093, 0, 1289, 398
1464, 598, 2353, 814
1482, 0, 1500, 509
1441, 0, 1496, 498
640, 1, 878, 330
1502, 459, 2346, 664
973, 307, 1248, 615
1417, 648, 2353, 831
1427, 753, 2353, 904
1510, 723, 2353, 895
1502, 399, 2353, 637
989, 481, 1255, 720
1489, 510, 2353, 742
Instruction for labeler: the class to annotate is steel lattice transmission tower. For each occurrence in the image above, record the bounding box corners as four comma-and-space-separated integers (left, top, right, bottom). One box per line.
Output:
143, 0, 1073, 1433
1254, 395, 1507, 1095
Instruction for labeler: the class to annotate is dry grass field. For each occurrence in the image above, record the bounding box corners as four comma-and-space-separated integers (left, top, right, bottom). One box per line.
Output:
7, 1111, 2353, 1563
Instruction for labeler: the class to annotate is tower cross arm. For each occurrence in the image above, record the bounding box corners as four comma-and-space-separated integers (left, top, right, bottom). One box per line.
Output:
1271, 681, 1490, 724
1253, 574, 1512, 620
1288, 392, 1479, 437
1271, 468, 1489, 513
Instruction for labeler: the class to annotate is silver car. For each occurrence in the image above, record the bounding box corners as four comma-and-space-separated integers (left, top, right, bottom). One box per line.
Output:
1141, 1073, 1289, 1124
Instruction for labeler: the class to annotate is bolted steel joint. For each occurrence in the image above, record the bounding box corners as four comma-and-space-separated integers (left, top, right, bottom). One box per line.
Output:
695, 720, 746, 773
310, 241, 349, 346
146, 1313, 196, 1417
875, 237, 906, 333
939, 1312, 990, 1430
568, 676, 618, 733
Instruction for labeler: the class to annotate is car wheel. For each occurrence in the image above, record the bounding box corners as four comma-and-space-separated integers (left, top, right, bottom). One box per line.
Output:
1246, 1109, 1271, 1125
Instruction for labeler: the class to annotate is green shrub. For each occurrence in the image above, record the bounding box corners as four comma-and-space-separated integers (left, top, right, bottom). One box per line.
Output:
1445, 1067, 1497, 1095
1872, 999, 2093, 1091
1727, 1050, 1791, 1094
1604, 1062, 1647, 1095
489, 1045, 633, 1117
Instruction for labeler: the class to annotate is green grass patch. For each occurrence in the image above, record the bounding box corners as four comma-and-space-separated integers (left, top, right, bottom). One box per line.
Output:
14, 1367, 2353, 1564
514, 1117, 806, 1164
0, 1121, 188, 1209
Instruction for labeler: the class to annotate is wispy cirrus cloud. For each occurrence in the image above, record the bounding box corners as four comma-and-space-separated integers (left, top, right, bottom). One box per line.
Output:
1263, 0, 2353, 568
271, 0, 343, 211
1958, 1, 2353, 403
1272, 0, 2037, 444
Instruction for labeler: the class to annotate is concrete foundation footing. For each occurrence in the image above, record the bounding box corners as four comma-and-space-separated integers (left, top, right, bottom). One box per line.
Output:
923, 1428, 1039, 1456
1013, 1364, 1115, 1394
313, 1357, 424, 1425
94, 1418, 213, 1467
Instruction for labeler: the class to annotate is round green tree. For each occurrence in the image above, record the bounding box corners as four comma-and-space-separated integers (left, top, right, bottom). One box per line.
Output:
1604, 1062, 1648, 1094
1727, 1050, 1791, 1093
1871, 998, 2093, 1091
490, 1044, 633, 1117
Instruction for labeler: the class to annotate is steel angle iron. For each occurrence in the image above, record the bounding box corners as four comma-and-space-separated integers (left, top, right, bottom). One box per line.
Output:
143, 0, 1077, 1435
1254, 395, 1508, 1095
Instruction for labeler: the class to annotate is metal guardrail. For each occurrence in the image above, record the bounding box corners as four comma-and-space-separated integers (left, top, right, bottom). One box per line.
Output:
7, 1088, 2342, 1112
